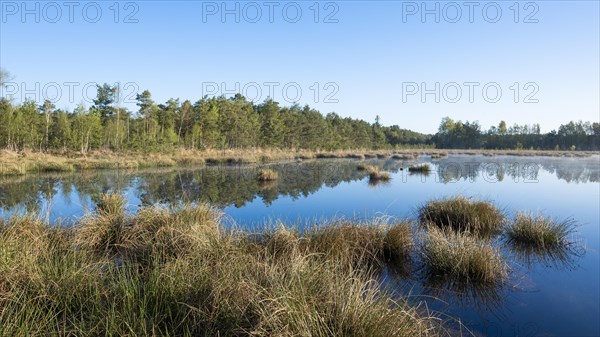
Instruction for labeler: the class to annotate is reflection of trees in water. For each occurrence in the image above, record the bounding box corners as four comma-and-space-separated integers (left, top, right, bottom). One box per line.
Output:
0, 170, 140, 214
0, 159, 389, 214
1, 156, 598, 215
134, 160, 403, 207
432, 156, 600, 184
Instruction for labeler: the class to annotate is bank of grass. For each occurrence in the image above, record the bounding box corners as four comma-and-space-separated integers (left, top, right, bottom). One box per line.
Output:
0, 195, 448, 337
3, 148, 597, 176
418, 196, 505, 235
506, 212, 576, 249
422, 226, 508, 284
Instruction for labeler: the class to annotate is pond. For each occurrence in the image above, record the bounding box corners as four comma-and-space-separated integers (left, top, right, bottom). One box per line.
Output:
1, 154, 599, 336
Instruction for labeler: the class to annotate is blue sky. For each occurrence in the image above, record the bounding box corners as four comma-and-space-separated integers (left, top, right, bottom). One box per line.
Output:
1, 0, 598, 134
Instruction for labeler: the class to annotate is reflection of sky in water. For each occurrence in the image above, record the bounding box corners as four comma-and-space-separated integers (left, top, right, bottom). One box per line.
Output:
0, 155, 599, 336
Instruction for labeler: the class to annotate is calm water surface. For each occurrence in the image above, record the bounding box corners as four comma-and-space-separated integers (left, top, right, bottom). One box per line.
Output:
1, 155, 599, 336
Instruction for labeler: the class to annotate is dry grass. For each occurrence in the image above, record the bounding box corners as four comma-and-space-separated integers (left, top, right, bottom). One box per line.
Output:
409, 164, 431, 173
1, 148, 597, 176
365, 166, 391, 182
257, 169, 279, 181
0, 197, 446, 337
384, 222, 414, 259
506, 212, 577, 249
422, 226, 508, 284
418, 196, 505, 235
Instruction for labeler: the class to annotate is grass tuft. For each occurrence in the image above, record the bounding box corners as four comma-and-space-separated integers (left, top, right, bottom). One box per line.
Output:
418, 196, 504, 235
366, 166, 391, 182
74, 194, 126, 254
506, 212, 576, 249
97, 193, 126, 217
257, 168, 279, 181
384, 222, 414, 259
422, 226, 508, 283
408, 164, 431, 173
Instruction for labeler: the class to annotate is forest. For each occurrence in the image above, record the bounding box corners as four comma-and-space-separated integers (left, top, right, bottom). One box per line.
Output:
0, 83, 598, 152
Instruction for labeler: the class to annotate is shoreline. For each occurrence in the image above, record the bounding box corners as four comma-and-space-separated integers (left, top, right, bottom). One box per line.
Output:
1, 148, 598, 176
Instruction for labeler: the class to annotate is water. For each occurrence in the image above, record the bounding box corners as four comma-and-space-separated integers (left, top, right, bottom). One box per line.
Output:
1, 155, 599, 336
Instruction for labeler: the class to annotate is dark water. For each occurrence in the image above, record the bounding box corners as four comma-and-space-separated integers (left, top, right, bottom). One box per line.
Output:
1, 155, 599, 336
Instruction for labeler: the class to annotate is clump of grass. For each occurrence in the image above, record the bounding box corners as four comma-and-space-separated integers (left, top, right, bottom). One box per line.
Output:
422, 226, 508, 283
97, 193, 126, 217
366, 166, 391, 182
384, 222, 414, 259
408, 164, 431, 173
74, 193, 127, 253
418, 196, 505, 235
257, 168, 279, 181
506, 212, 576, 249
122, 204, 222, 263
307, 221, 386, 266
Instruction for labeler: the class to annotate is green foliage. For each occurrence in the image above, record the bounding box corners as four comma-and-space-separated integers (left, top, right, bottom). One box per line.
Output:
436, 116, 599, 150
1, 86, 598, 153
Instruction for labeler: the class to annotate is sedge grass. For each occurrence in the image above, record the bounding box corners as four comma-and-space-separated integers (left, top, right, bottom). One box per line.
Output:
418, 196, 505, 235
0, 197, 446, 337
408, 164, 431, 173
422, 226, 508, 284
506, 212, 576, 249
505, 213, 581, 267
257, 169, 279, 182
365, 166, 391, 182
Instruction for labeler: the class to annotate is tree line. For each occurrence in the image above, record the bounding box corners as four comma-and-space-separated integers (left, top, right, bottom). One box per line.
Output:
0, 84, 427, 152
434, 117, 599, 151
0, 82, 597, 152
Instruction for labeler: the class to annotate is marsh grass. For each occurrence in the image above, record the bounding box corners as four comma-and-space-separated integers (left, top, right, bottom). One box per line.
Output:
422, 226, 508, 284
505, 213, 582, 268
506, 213, 575, 248
384, 222, 414, 260
418, 196, 505, 235
74, 194, 127, 254
257, 169, 279, 181
366, 166, 391, 182
430, 153, 448, 159
409, 164, 431, 173
0, 198, 446, 337
2, 149, 597, 177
